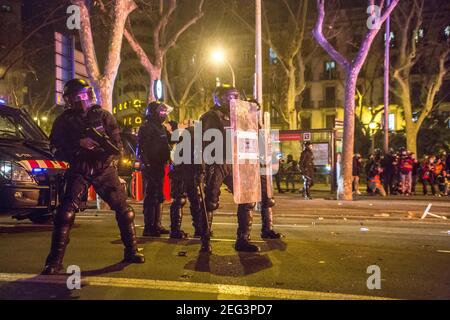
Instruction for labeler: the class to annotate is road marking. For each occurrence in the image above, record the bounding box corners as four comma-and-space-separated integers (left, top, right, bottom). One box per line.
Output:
139, 235, 266, 243
0, 272, 391, 300
213, 222, 310, 229
437, 250, 450, 254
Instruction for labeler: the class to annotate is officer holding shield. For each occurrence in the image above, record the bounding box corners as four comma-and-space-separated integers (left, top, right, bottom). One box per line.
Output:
199, 85, 260, 253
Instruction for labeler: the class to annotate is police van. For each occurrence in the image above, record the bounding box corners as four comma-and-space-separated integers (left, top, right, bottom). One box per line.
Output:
0, 103, 67, 223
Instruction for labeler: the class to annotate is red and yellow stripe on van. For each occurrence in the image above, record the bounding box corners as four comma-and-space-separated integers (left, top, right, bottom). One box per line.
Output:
18, 160, 69, 172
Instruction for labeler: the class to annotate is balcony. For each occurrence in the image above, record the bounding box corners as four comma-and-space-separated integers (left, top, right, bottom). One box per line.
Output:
319, 100, 343, 108
300, 99, 314, 109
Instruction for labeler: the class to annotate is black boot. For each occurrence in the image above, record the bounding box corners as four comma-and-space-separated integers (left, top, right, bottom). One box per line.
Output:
170, 204, 188, 239
142, 204, 157, 236
155, 204, 170, 235
116, 209, 145, 264
261, 207, 283, 239
304, 181, 312, 200
42, 211, 75, 275
199, 211, 213, 253
235, 205, 260, 252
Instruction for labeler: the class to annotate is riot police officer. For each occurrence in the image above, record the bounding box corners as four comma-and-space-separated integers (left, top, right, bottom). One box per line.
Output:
42, 79, 145, 275
199, 85, 260, 253
169, 126, 202, 239
138, 101, 172, 237
299, 141, 315, 200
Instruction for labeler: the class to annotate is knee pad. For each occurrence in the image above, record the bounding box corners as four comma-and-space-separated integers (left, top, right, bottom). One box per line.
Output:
205, 201, 219, 211
116, 206, 135, 223
241, 202, 256, 211
263, 197, 276, 208
173, 196, 187, 208
54, 210, 76, 227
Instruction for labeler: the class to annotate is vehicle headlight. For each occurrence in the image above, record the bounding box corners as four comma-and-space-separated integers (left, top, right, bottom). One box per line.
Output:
0, 161, 36, 184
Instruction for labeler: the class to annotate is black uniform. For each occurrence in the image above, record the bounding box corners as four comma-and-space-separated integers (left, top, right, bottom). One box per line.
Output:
299, 145, 315, 199
138, 116, 171, 236
199, 108, 259, 252
43, 105, 144, 274
169, 126, 202, 238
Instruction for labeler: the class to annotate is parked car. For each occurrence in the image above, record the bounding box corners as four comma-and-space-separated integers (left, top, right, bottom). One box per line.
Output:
0, 103, 67, 223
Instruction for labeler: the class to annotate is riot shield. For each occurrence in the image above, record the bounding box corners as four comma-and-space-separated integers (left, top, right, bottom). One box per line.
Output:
259, 111, 274, 199
230, 99, 262, 204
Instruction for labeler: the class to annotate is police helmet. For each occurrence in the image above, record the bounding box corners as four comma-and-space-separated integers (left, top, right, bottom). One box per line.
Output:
145, 101, 173, 122
213, 84, 239, 107
63, 79, 96, 107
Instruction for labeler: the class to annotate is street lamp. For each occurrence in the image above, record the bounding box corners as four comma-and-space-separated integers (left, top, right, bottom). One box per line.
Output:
369, 122, 378, 153
211, 48, 236, 87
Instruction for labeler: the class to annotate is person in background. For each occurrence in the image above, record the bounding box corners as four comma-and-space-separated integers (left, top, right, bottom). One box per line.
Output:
382, 148, 395, 195
299, 142, 315, 200
367, 157, 386, 197
399, 148, 413, 196
365, 154, 374, 194
352, 154, 363, 195
421, 155, 438, 196
435, 157, 446, 196
410, 152, 420, 195
284, 154, 296, 192
274, 158, 285, 193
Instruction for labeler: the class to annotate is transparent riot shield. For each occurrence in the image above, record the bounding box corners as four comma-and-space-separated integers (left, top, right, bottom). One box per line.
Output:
230, 99, 262, 204
259, 111, 274, 199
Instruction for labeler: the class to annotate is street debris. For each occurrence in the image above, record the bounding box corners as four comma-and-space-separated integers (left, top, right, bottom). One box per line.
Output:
374, 213, 390, 217
178, 251, 187, 257
421, 203, 448, 220
407, 211, 418, 219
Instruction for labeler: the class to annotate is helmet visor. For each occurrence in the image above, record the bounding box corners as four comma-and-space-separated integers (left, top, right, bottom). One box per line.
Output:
156, 103, 174, 118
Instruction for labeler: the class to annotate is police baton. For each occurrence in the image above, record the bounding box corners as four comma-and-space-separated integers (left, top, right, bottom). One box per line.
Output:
197, 178, 211, 237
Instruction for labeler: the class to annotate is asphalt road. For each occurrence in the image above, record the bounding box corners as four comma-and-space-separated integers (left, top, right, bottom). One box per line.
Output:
0, 191, 449, 300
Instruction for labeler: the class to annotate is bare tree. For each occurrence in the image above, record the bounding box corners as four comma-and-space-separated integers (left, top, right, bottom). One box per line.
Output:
120, 0, 205, 103
73, 0, 137, 113
230, 0, 320, 129
313, 0, 399, 200
391, 0, 450, 155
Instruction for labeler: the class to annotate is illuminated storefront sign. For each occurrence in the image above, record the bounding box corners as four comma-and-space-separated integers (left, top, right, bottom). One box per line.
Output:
113, 99, 146, 128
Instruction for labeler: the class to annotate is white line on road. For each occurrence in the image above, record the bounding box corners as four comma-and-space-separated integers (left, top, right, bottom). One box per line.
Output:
0, 272, 391, 300
212, 222, 310, 228
138, 235, 267, 243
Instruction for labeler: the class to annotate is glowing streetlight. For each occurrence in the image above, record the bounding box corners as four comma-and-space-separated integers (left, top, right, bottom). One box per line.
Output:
369, 122, 378, 130
369, 122, 378, 153
41, 116, 48, 122
211, 48, 236, 87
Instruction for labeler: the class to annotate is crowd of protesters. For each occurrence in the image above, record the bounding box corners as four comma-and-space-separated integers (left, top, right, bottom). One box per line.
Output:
354, 148, 450, 197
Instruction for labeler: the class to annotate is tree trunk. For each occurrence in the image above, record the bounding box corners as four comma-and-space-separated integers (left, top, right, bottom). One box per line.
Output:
341, 71, 357, 200
285, 69, 297, 130
147, 66, 162, 103
400, 92, 419, 155
97, 78, 114, 112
